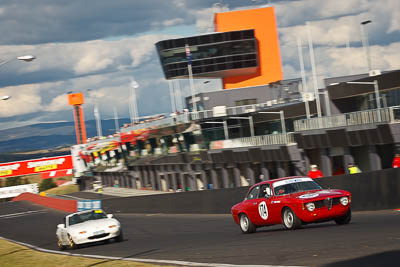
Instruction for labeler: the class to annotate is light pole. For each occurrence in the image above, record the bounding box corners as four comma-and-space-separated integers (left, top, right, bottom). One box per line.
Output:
94, 103, 102, 137
113, 106, 120, 133
360, 20, 372, 72
296, 36, 311, 119
130, 79, 139, 123
185, 44, 197, 112
306, 21, 322, 118
1, 55, 36, 99
0, 55, 36, 68
168, 80, 176, 114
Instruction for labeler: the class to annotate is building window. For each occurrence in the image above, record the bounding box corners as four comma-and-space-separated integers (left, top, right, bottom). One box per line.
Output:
235, 99, 257, 106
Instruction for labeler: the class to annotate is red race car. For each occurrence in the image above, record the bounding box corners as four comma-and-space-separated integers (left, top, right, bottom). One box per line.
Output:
231, 176, 351, 233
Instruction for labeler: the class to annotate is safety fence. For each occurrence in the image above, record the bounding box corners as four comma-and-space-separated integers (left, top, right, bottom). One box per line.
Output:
294, 106, 400, 131
210, 133, 295, 149
121, 113, 190, 133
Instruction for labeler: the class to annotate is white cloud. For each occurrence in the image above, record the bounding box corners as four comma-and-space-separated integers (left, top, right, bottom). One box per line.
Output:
383, 0, 400, 33
74, 49, 114, 75
0, 84, 42, 117
163, 18, 184, 27
45, 93, 70, 112
0, 0, 399, 131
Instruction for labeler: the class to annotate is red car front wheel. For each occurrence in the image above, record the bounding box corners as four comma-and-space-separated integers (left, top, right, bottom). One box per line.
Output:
334, 208, 352, 225
282, 208, 302, 230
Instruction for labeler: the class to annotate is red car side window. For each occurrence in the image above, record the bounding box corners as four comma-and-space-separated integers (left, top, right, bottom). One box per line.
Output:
258, 184, 272, 198
247, 186, 260, 200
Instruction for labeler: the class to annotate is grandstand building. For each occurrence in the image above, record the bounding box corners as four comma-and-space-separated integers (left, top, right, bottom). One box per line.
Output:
79, 7, 400, 192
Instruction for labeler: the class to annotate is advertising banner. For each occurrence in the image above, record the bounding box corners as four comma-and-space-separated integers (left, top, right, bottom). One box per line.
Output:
0, 183, 39, 199
77, 200, 102, 211
0, 155, 72, 179
40, 169, 73, 179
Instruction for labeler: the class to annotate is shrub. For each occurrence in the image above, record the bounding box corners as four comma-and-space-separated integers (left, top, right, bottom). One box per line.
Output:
5, 177, 23, 187
39, 179, 57, 192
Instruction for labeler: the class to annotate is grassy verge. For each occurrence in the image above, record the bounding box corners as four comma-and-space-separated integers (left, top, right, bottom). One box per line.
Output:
43, 184, 79, 195
0, 239, 175, 267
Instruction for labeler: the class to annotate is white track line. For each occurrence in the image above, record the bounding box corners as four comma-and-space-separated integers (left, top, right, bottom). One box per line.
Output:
0, 236, 303, 267
0, 210, 48, 219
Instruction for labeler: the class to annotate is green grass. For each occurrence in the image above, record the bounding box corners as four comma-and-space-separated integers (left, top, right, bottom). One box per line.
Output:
0, 239, 176, 267
43, 184, 79, 195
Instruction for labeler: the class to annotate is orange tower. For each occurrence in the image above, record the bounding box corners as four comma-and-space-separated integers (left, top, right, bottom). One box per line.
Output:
68, 92, 87, 144
214, 7, 283, 89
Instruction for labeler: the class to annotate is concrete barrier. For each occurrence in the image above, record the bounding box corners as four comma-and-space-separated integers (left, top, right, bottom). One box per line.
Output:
101, 168, 400, 214
14, 168, 400, 214
102, 187, 250, 214
13, 193, 77, 213
315, 168, 400, 211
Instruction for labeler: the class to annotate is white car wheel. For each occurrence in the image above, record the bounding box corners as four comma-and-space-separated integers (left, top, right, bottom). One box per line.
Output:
68, 235, 77, 249
115, 230, 123, 242
57, 236, 66, 250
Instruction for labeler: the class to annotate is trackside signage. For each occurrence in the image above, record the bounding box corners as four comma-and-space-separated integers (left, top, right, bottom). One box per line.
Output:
0, 155, 72, 178
77, 200, 102, 211
0, 183, 39, 199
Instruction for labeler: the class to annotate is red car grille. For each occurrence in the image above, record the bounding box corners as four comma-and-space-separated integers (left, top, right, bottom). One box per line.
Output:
314, 197, 341, 209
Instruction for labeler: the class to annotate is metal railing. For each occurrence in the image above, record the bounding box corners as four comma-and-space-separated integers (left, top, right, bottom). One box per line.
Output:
121, 113, 190, 132
294, 106, 400, 132
210, 132, 295, 149
189, 100, 294, 121
121, 99, 302, 132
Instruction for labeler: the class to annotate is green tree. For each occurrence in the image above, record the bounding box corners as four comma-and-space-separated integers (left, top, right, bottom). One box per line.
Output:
39, 178, 57, 192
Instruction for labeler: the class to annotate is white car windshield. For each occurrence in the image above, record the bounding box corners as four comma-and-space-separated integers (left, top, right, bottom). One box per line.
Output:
273, 178, 322, 196
68, 210, 107, 226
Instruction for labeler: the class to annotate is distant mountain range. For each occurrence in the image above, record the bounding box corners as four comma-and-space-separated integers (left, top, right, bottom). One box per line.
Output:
0, 118, 130, 163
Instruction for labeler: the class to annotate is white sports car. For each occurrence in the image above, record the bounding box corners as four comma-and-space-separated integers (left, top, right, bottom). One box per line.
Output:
56, 209, 122, 250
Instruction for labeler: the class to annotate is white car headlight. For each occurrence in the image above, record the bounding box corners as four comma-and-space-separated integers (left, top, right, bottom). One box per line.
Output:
306, 202, 315, 211
340, 197, 349, 206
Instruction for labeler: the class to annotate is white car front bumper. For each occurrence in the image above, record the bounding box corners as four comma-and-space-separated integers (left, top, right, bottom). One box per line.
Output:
72, 227, 121, 244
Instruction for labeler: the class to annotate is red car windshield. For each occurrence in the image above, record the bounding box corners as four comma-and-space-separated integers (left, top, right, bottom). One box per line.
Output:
273, 180, 322, 196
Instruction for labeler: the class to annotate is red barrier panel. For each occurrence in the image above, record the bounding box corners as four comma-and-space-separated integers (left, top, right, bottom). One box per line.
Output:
13, 192, 77, 213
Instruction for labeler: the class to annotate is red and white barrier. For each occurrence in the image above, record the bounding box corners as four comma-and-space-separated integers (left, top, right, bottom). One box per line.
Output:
13, 192, 77, 213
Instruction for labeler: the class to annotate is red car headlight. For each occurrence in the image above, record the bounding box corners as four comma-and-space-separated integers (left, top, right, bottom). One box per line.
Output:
340, 197, 349, 206
306, 202, 315, 211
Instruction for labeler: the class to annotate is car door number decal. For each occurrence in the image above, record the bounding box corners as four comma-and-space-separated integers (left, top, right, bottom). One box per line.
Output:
258, 201, 268, 220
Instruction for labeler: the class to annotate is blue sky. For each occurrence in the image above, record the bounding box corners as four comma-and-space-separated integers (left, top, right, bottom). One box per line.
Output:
0, 0, 399, 131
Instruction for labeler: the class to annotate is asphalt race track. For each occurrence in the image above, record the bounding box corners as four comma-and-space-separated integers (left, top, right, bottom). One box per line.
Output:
0, 202, 400, 266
